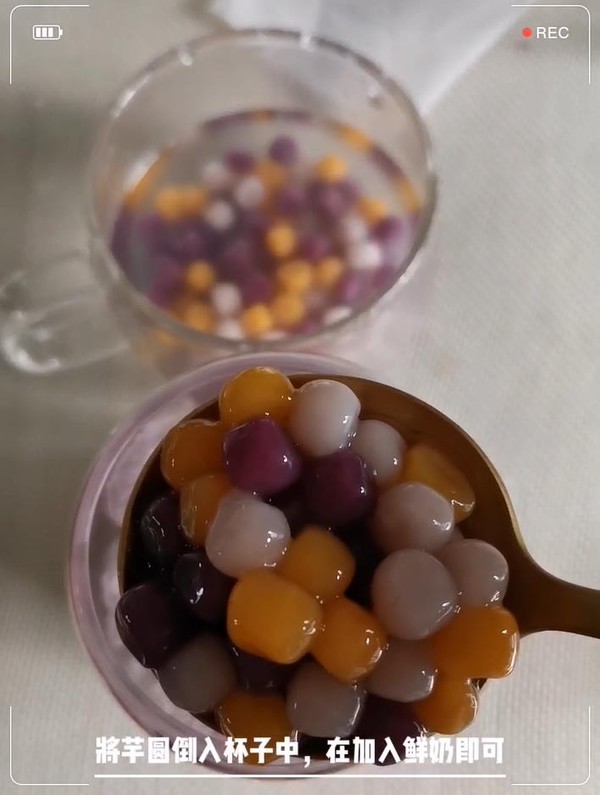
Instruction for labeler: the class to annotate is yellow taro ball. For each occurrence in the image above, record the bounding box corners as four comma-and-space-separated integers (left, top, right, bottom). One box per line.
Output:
358, 197, 389, 224
227, 570, 323, 664
266, 223, 297, 259
429, 606, 519, 680
278, 525, 355, 603
256, 159, 286, 192
271, 293, 306, 329
160, 419, 225, 490
400, 443, 475, 521
181, 302, 215, 333
240, 304, 274, 338
218, 366, 294, 428
217, 690, 294, 765
185, 261, 216, 294
154, 187, 186, 221
413, 677, 478, 735
315, 257, 344, 289
315, 155, 348, 183
276, 260, 314, 294
311, 597, 388, 683
178, 186, 207, 216
180, 472, 231, 546
337, 124, 372, 151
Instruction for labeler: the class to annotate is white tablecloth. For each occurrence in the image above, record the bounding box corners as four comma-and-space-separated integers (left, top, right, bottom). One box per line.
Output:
1, 1, 599, 793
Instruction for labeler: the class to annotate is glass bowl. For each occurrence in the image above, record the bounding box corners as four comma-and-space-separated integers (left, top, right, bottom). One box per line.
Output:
68, 352, 373, 775
86, 29, 437, 374
1, 31, 436, 377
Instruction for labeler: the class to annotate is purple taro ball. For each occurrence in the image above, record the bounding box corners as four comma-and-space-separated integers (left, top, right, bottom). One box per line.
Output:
239, 209, 269, 239
147, 258, 184, 307
372, 216, 405, 246
136, 212, 169, 250
276, 184, 308, 216
336, 271, 372, 308
295, 317, 321, 336
269, 135, 299, 166
219, 238, 256, 279
115, 581, 188, 668
304, 450, 376, 527
312, 183, 347, 219
173, 550, 234, 624
223, 417, 302, 498
225, 148, 256, 174
138, 492, 183, 571
337, 179, 360, 207
239, 270, 275, 306
299, 233, 333, 262
269, 485, 311, 536
167, 221, 210, 262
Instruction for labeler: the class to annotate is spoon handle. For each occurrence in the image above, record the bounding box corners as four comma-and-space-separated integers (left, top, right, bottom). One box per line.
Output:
519, 567, 600, 639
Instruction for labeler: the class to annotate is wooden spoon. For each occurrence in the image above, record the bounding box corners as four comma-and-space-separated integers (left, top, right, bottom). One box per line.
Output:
119, 373, 600, 641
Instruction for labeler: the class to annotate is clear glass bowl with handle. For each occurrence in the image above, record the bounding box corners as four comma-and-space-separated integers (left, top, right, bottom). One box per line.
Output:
1, 30, 436, 377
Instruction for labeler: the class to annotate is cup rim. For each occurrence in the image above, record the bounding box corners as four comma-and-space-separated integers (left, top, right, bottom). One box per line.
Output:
86, 28, 438, 352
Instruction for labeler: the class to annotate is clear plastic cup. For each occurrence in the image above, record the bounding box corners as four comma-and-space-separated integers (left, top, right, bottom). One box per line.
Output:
68, 352, 374, 775
2, 30, 436, 376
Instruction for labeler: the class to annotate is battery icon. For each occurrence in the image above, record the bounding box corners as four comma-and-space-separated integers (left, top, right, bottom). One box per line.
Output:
32, 25, 63, 40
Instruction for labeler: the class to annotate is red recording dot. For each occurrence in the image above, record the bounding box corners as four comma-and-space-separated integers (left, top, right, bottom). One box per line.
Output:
522, 27, 533, 38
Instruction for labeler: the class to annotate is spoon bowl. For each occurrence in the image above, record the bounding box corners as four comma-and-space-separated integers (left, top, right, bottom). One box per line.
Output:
120, 373, 600, 643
